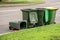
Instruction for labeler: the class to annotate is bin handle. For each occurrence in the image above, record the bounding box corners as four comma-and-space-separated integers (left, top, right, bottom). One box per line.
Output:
45, 10, 49, 22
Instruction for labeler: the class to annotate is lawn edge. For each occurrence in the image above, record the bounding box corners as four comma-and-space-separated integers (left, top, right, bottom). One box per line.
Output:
0, 32, 11, 36
0, 2, 45, 7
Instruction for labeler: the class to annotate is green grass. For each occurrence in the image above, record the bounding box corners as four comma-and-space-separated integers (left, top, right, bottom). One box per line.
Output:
0, 0, 44, 4
0, 1, 32, 4
0, 24, 60, 40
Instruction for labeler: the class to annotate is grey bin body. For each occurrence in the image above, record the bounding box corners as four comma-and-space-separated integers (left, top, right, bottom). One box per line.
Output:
36, 8, 45, 26
9, 20, 27, 30
21, 9, 30, 27
21, 8, 45, 27
21, 9, 38, 27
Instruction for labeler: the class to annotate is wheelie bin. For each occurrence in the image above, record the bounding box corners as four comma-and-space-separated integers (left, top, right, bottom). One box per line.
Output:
21, 8, 46, 27
44, 7, 58, 24
9, 20, 27, 30
36, 8, 45, 26
21, 9, 33, 27
21, 9, 38, 27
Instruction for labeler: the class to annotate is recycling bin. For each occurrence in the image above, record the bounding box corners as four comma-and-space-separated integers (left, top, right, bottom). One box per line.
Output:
36, 8, 45, 26
21, 9, 38, 27
9, 20, 27, 30
21, 8, 46, 27
45, 7, 58, 24
21, 9, 31, 27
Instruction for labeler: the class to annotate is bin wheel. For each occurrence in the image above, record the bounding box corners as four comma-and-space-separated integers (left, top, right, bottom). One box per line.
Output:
9, 26, 13, 30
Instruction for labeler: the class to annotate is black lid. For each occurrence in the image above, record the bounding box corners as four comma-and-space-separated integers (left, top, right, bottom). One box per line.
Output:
21, 9, 32, 12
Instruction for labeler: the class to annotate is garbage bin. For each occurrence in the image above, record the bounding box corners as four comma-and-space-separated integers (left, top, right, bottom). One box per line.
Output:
36, 8, 45, 26
9, 20, 27, 30
45, 7, 58, 24
21, 9, 31, 27
21, 9, 38, 27
9, 21, 19, 30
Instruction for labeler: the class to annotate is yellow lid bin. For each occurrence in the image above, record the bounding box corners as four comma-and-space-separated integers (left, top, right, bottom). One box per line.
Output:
44, 7, 58, 24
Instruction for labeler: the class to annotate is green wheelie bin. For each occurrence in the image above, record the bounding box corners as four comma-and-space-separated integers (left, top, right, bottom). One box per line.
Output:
44, 7, 58, 24
36, 8, 45, 26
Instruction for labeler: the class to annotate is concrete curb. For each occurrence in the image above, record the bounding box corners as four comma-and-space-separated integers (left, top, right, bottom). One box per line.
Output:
0, 32, 11, 36
0, 2, 45, 7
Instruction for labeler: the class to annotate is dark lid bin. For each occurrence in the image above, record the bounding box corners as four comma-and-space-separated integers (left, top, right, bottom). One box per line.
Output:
35, 8, 46, 26
21, 9, 40, 27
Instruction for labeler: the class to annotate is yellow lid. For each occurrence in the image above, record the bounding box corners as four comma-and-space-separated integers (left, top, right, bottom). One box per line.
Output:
46, 7, 58, 10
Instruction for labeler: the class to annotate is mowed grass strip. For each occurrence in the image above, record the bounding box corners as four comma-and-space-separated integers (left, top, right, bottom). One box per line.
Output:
0, 0, 44, 4
0, 24, 60, 40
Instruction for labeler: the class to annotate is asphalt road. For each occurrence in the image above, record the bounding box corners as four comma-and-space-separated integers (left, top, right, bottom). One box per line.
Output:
0, 0, 60, 34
